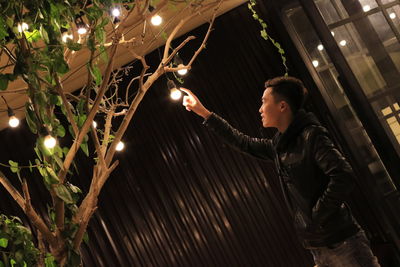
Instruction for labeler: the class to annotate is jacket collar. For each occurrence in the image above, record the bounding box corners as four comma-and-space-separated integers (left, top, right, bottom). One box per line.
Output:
274, 109, 320, 151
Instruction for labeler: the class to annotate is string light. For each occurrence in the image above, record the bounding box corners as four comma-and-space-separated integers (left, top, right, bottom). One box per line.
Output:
92, 121, 97, 128
363, 5, 371, 12
111, 7, 121, 17
2, 96, 19, 128
116, 141, 124, 151
312, 60, 319, 67
390, 13, 396, 19
77, 26, 87, 35
44, 135, 57, 149
339, 40, 347, 46
17, 22, 29, 33
167, 80, 182, 100
174, 53, 188, 76
8, 107, 19, 128
317, 44, 324, 51
151, 14, 162, 26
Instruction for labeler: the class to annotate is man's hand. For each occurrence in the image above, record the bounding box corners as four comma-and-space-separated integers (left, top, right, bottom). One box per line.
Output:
181, 88, 212, 119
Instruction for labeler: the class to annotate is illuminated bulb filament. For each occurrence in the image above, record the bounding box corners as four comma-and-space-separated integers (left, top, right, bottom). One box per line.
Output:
9, 116, 20, 128
151, 15, 162, 26
317, 44, 324, 51
177, 64, 188, 76
112, 8, 121, 17
116, 141, 125, 151
170, 88, 182, 100
339, 40, 347, 46
92, 121, 97, 128
363, 5, 371, 12
390, 13, 396, 19
44, 135, 57, 149
17, 22, 29, 33
312, 60, 319, 67
77, 27, 87, 35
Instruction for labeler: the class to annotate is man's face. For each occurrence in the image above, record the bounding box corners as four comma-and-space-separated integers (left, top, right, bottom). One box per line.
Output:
259, 87, 282, 128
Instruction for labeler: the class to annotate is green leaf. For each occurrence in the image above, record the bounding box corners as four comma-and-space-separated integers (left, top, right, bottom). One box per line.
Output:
90, 65, 102, 86
80, 142, 89, 157
66, 41, 82, 51
260, 29, 267, 40
56, 125, 65, 137
0, 74, 9, 91
55, 55, 69, 74
45, 167, 59, 183
83, 232, 89, 244
0, 238, 8, 248
54, 184, 74, 204
45, 254, 56, 267
9, 160, 18, 173
99, 45, 108, 62
0, 17, 9, 40
40, 25, 49, 43
10, 259, 16, 267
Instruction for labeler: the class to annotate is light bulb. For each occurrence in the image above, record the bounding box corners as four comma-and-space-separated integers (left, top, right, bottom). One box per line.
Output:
92, 121, 97, 128
170, 88, 182, 100
312, 60, 319, 67
116, 141, 124, 151
62, 32, 73, 42
177, 64, 188, 76
9, 116, 19, 128
363, 5, 371, 12
317, 44, 324, 51
331, 31, 335, 36
339, 40, 347, 46
112, 8, 121, 17
151, 15, 162, 26
390, 13, 396, 19
44, 135, 57, 149
17, 22, 29, 33
77, 27, 87, 35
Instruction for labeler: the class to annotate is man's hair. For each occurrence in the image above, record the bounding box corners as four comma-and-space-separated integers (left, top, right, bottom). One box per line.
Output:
265, 76, 307, 114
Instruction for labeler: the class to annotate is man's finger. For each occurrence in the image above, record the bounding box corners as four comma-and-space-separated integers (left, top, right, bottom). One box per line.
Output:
180, 88, 194, 98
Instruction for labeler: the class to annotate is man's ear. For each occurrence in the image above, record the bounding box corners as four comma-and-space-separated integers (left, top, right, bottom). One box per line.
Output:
279, 101, 288, 111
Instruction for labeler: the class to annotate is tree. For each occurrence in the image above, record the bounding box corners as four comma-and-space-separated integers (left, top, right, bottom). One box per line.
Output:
0, 0, 223, 265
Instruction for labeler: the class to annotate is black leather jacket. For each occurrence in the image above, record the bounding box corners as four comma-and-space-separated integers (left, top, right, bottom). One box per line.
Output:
204, 110, 359, 248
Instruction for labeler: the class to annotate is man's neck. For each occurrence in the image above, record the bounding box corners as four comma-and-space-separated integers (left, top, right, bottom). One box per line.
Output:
277, 113, 294, 133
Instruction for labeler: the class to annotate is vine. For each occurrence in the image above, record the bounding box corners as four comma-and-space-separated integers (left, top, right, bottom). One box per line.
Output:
248, 0, 289, 75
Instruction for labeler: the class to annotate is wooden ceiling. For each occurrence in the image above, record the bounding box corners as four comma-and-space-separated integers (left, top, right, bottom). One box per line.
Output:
0, 0, 246, 130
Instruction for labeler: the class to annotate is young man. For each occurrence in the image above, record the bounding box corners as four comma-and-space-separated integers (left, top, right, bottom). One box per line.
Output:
181, 76, 380, 266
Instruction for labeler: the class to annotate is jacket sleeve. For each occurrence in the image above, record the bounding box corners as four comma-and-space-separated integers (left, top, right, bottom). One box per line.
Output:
311, 127, 355, 223
203, 113, 274, 161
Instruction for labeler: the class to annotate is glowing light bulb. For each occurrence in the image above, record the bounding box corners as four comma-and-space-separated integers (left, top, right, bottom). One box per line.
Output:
339, 40, 347, 46
177, 64, 188, 76
151, 15, 162, 26
390, 13, 396, 19
62, 32, 73, 42
317, 44, 324, 51
17, 22, 29, 33
92, 121, 97, 128
312, 60, 319, 67
77, 27, 87, 35
170, 88, 182, 100
363, 5, 371, 12
44, 135, 57, 149
9, 116, 19, 128
116, 141, 124, 151
331, 31, 335, 36
112, 8, 121, 17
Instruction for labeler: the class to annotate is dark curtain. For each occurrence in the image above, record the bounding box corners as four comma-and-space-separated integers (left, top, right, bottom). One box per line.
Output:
0, 3, 317, 266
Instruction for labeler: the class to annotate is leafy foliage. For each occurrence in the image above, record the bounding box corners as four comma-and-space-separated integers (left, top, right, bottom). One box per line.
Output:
248, 0, 289, 75
0, 215, 40, 267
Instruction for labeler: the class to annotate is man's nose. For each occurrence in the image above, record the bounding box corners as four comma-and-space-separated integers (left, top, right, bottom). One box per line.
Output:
259, 106, 262, 113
